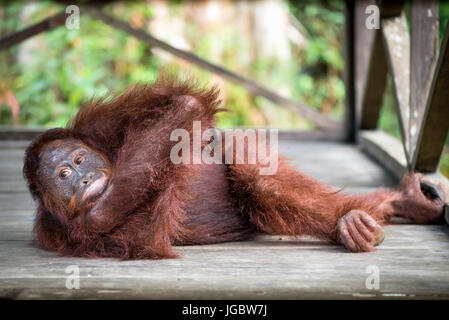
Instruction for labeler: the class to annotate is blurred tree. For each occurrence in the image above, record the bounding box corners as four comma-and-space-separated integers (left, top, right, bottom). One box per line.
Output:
0, 0, 346, 129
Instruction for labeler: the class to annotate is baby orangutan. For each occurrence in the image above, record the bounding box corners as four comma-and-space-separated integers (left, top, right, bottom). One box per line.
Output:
23, 75, 446, 259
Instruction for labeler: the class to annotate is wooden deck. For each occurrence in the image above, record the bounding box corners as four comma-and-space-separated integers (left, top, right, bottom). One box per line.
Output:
1, 139, 448, 299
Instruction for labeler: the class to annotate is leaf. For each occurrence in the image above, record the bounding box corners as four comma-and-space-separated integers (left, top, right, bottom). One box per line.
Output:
0, 82, 21, 126
5, 90, 20, 125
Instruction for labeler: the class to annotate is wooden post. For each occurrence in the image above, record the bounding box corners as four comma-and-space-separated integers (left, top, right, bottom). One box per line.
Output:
359, 28, 388, 130
412, 21, 449, 172
409, 0, 439, 160
354, 0, 378, 130
381, 9, 411, 164
344, 0, 356, 142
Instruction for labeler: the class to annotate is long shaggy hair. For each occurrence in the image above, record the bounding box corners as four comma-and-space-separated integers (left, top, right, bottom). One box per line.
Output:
23, 74, 445, 259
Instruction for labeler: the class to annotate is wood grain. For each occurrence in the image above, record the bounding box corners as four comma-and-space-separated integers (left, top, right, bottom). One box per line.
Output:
410, 0, 439, 162
382, 11, 411, 163
412, 18, 449, 172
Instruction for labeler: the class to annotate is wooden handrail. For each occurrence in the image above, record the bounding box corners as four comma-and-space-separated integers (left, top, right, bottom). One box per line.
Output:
85, 8, 340, 130
0, 12, 67, 50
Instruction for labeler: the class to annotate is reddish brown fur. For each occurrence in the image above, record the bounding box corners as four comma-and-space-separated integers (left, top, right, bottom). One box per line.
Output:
23, 74, 445, 260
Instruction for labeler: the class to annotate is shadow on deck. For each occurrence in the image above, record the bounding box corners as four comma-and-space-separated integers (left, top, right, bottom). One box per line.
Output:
0, 140, 448, 299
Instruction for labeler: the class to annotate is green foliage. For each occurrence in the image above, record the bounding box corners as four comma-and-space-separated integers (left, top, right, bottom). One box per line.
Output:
441, 152, 449, 178
0, 0, 347, 129
440, 0, 449, 43
0, 1, 160, 127
289, 0, 345, 120
378, 76, 402, 140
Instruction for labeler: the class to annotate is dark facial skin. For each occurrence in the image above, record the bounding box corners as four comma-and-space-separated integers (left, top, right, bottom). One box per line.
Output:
38, 139, 111, 217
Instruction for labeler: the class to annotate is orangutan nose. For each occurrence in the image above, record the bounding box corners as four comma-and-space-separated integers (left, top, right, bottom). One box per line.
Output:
80, 172, 95, 186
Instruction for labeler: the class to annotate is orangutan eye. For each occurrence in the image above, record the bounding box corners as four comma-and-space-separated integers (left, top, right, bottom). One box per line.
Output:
59, 168, 72, 179
74, 156, 84, 165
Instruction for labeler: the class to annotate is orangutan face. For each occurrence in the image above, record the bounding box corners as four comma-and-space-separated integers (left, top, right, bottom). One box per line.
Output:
37, 139, 111, 215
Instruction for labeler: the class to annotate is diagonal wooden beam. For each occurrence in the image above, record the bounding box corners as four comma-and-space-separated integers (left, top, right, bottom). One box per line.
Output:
381, 10, 411, 164
412, 21, 449, 172
85, 7, 340, 130
409, 0, 439, 162
0, 12, 67, 51
359, 28, 388, 130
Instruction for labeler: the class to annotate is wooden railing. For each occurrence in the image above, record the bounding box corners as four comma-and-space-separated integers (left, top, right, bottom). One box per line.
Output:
345, 0, 449, 176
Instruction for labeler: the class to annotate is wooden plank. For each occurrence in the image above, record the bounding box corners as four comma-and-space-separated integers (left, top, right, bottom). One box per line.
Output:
0, 194, 35, 211
412, 20, 449, 172
0, 141, 31, 150
409, 0, 439, 161
1, 226, 449, 299
2, 141, 449, 300
0, 181, 28, 193
360, 28, 388, 129
85, 7, 340, 130
279, 140, 396, 187
381, 11, 411, 163
0, 128, 43, 141
0, 12, 67, 50
276, 129, 344, 142
359, 129, 407, 179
